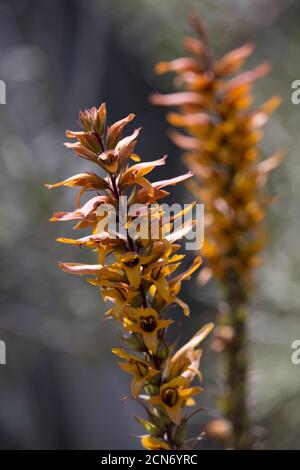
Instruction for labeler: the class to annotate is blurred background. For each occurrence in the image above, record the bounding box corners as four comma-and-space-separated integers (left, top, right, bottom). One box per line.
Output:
0, 0, 299, 449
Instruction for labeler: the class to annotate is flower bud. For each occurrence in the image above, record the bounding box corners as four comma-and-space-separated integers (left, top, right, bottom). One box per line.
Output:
95, 103, 107, 136
156, 338, 169, 360
144, 384, 160, 395
124, 333, 144, 352
173, 423, 187, 447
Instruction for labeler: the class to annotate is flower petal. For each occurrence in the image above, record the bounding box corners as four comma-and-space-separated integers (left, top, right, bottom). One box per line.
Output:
141, 436, 171, 450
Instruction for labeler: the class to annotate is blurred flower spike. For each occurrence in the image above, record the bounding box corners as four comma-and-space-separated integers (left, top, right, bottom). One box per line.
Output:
151, 12, 283, 288
46, 102, 213, 449
151, 10, 283, 449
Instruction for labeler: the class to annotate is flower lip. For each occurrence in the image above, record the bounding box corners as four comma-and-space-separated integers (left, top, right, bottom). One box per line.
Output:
162, 386, 178, 407
131, 359, 149, 377
98, 151, 118, 173
123, 257, 139, 268
140, 315, 157, 332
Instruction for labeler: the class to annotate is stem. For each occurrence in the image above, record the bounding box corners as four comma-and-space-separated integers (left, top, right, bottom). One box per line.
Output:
111, 174, 119, 198
222, 271, 252, 449
111, 161, 182, 450
166, 423, 175, 449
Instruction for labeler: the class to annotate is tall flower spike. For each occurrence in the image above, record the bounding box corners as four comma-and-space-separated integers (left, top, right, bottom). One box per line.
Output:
47, 102, 213, 450
151, 11, 283, 449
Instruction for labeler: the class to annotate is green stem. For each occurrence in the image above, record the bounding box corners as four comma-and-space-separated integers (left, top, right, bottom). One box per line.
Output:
222, 272, 252, 449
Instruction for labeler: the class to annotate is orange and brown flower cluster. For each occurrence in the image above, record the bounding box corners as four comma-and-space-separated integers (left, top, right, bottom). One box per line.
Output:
151, 12, 283, 449
47, 102, 213, 450
151, 13, 283, 289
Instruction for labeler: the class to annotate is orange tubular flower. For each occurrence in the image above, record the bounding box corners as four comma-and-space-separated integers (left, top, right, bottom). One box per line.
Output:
150, 376, 203, 425
123, 307, 174, 354
47, 102, 213, 449
151, 11, 283, 449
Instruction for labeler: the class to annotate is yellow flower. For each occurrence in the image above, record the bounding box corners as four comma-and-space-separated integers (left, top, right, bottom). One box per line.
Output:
117, 252, 153, 289
150, 376, 202, 425
145, 264, 171, 301
164, 322, 214, 382
101, 287, 140, 320
141, 435, 171, 450
124, 307, 173, 354
98, 150, 118, 174
112, 348, 159, 398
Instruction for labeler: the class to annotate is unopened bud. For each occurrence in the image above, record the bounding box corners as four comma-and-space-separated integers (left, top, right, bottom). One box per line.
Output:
95, 103, 107, 136
144, 384, 160, 395
156, 339, 169, 360
125, 333, 144, 352
173, 423, 186, 447
204, 419, 232, 443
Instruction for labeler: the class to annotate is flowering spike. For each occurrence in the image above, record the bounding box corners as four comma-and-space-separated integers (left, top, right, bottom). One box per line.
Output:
151, 11, 283, 449
47, 102, 213, 449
